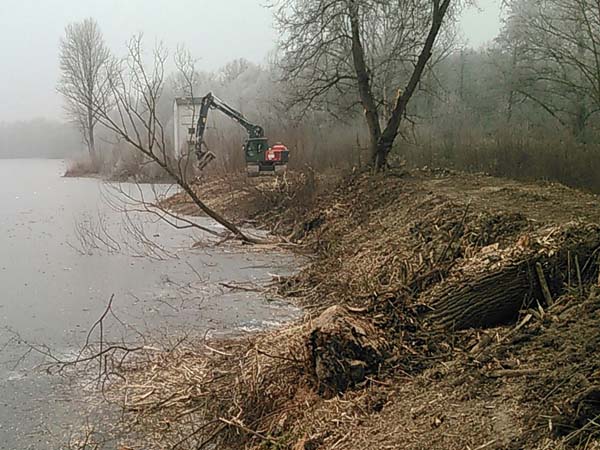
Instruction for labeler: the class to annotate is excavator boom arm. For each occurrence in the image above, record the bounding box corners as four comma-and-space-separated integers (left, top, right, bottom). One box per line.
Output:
194, 92, 264, 158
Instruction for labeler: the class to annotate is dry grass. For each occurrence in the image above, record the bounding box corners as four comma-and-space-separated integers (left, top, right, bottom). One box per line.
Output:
105, 323, 315, 450
64, 157, 99, 177
407, 126, 600, 194
106, 292, 600, 450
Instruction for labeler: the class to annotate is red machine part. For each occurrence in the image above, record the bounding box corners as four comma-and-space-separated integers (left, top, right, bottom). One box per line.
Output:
266, 144, 288, 162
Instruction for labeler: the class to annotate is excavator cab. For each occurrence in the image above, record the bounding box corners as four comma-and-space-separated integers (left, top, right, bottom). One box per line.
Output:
245, 138, 289, 176
244, 138, 268, 160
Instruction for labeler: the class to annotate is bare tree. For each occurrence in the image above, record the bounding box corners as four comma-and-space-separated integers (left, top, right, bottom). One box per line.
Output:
90, 35, 259, 243
58, 18, 112, 168
220, 58, 252, 84
503, 0, 600, 139
272, 0, 459, 170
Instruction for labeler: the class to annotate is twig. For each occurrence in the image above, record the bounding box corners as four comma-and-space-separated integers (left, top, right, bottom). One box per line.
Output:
535, 262, 553, 306
487, 368, 540, 378
575, 254, 583, 298
219, 282, 263, 293
218, 417, 279, 445
567, 250, 571, 288
204, 343, 233, 357
170, 420, 222, 449
256, 348, 303, 364
473, 439, 497, 450
564, 412, 600, 444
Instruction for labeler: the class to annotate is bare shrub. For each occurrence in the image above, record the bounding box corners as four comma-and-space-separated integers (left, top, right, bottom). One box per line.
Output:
64, 156, 97, 178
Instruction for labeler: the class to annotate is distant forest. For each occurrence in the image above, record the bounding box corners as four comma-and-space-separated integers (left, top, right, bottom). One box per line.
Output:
0, 119, 82, 159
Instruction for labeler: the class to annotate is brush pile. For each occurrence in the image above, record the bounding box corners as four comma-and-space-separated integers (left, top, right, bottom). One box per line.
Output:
108, 168, 600, 449
159, 170, 336, 230
109, 324, 313, 449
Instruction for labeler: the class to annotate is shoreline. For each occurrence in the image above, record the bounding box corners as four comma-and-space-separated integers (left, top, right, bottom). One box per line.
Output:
85, 168, 600, 449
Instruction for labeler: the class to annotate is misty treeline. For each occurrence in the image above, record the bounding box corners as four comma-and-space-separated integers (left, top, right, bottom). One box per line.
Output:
0, 119, 80, 159
54, 0, 600, 192
410, 0, 600, 192
57, 0, 455, 179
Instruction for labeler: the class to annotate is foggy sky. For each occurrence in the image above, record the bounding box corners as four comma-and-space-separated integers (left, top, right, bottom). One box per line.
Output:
0, 0, 501, 122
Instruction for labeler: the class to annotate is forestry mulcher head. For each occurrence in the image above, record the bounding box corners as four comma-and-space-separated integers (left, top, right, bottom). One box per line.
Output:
196, 150, 216, 171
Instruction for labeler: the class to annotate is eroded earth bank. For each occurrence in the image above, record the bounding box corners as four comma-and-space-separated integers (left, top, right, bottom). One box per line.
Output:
97, 168, 600, 450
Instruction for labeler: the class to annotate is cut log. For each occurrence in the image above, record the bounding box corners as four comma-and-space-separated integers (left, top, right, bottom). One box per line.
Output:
426, 224, 600, 330
427, 263, 533, 329
307, 306, 388, 397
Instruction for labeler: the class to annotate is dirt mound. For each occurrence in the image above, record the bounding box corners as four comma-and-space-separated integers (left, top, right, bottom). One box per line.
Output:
254, 291, 600, 450
106, 168, 600, 449
281, 169, 600, 315
506, 291, 600, 446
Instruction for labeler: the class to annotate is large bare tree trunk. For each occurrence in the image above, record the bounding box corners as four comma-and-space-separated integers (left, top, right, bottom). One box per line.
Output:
427, 233, 600, 330
427, 264, 533, 329
348, 0, 382, 164
373, 0, 451, 170
87, 109, 98, 168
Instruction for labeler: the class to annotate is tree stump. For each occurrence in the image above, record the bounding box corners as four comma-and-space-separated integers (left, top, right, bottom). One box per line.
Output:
308, 306, 388, 397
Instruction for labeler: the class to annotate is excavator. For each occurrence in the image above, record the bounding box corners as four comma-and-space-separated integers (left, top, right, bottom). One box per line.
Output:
188, 92, 289, 175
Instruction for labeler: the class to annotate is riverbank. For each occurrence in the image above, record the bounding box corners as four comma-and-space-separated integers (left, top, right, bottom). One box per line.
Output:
0, 159, 307, 450
109, 168, 600, 449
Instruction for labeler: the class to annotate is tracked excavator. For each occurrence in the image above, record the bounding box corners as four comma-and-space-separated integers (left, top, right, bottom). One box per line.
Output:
188, 92, 289, 175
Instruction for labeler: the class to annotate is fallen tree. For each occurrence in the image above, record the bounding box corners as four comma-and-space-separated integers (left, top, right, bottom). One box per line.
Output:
426, 222, 600, 329
89, 35, 261, 243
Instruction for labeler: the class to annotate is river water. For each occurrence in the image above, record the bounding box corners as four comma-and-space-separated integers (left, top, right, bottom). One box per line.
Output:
0, 159, 300, 449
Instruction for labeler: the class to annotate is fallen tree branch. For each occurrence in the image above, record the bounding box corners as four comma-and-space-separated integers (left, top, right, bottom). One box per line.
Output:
218, 417, 280, 446
487, 368, 540, 378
